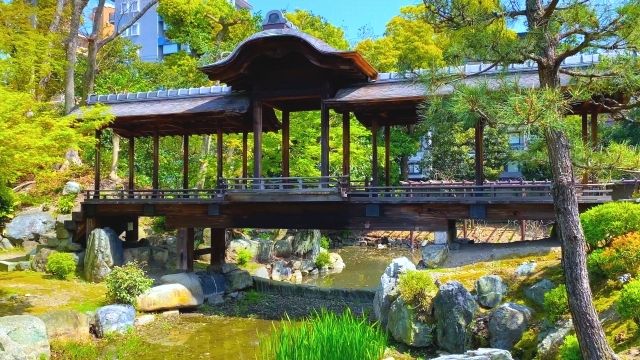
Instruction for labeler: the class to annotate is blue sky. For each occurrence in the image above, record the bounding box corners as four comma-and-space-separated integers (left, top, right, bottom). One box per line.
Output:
250, 0, 420, 44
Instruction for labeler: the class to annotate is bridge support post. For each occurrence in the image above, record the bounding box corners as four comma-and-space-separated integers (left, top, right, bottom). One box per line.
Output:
371, 120, 379, 187
177, 228, 194, 272
282, 111, 290, 178
210, 228, 226, 272
447, 219, 457, 244
125, 217, 138, 243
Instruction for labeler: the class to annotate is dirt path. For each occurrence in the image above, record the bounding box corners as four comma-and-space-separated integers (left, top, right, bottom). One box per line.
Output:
442, 239, 561, 268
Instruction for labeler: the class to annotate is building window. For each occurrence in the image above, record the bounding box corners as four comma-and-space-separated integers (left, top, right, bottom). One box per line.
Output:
162, 43, 179, 55
408, 163, 421, 175
121, 0, 139, 14
123, 22, 140, 36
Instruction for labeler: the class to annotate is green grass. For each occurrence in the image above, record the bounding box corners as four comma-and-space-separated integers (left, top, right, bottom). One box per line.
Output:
51, 329, 146, 360
259, 309, 387, 360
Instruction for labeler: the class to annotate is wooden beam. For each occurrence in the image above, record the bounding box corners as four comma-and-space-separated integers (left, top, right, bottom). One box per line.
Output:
152, 133, 159, 192
182, 135, 189, 190
242, 132, 248, 178
210, 228, 226, 272
474, 120, 485, 186
371, 120, 379, 186
320, 102, 330, 177
342, 112, 350, 179
128, 137, 134, 196
253, 101, 263, 178
282, 111, 290, 178
384, 125, 391, 187
94, 130, 102, 198
216, 127, 223, 184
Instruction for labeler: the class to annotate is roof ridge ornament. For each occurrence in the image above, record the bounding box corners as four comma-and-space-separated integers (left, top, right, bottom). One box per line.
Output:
262, 10, 296, 31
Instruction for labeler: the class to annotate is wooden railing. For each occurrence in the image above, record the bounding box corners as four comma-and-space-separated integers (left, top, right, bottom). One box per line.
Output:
85, 178, 614, 203
347, 182, 612, 202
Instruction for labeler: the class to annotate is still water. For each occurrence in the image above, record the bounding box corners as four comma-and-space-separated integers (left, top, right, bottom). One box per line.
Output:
304, 246, 421, 289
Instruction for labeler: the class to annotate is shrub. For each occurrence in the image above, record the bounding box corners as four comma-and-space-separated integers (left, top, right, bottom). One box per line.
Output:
397, 270, 438, 321
105, 262, 153, 306
558, 335, 582, 360
320, 236, 330, 250
617, 279, 640, 325
580, 202, 640, 249
150, 216, 166, 233
56, 193, 76, 214
0, 185, 14, 222
236, 248, 253, 266
259, 309, 386, 360
543, 284, 569, 323
587, 232, 640, 279
315, 251, 331, 269
46, 252, 77, 280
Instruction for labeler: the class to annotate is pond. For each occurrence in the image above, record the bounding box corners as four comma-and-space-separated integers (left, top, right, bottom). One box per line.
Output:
304, 246, 421, 289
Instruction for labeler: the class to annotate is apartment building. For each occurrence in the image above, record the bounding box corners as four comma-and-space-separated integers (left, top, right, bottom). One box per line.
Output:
112, 0, 251, 62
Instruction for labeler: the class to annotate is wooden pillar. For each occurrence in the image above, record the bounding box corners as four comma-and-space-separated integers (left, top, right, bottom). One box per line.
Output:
282, 111, 290, 178
182, 135, 189, 191
210, 228, 226, 272
581, 111, 589, 145
128, 137, 134, 196
253, 101, 262, 179
591, 108, 599, 150
463, 219, 468, 239
242, 131, 248, 178
216, 128, 223, 185
447, 219, 457, 244
94, 130, 101, 199
384, 125, 391, 187
342, 112, 350, 179
177, 228, 195, 272
125, 217, 138, 243
371, 121, 379, 186
152, 133, 159, 193
320, 102, 330, 177
520, 220, 526, 242
474, 120, 485, 186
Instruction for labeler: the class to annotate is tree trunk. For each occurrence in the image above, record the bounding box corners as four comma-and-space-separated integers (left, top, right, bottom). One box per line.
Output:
196, 135, 212, 189
109, 133, 120, 181
544, 129, 617, 360
63, 0, 88, 114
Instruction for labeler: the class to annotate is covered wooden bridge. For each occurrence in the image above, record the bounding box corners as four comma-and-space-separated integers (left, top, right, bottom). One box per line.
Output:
74, 10, 635, 271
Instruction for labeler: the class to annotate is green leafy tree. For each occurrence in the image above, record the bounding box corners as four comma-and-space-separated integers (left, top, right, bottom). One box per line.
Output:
285, 10, 349, 50
419, 1, 640, 357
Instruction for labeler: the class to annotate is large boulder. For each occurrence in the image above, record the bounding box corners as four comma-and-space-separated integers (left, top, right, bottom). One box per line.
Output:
62, 181, 82, 195
488, 303, 532, 350
524, 279, 555, 307
273, 237, 293, 258
94, 305, 135, 338
475, 275, 508, 309
421, 244, 449, 268
30, 248, 57, 272
227, 239, 259, 258
433, 281, 478, 354
254, 266, 270, 279
387, 298, 435, 347
123, 246, 151, 264
328, 253, 345, 271
0, 315, 50, 359
256, 240, 273, 263
0, 238, 14, 250
291, 230, 321, 259
271, 260, 291, 282
431, 348, 513, 360
4, 210, 55, 244
373, 257, 416, 327
159, 272, 204, 304
225, 269, 253, 292
537, 319, 573, 359
37, 310, 90, 341
84, 228, 124, 282
515, 262, 537, 277
136, 284, 202, 312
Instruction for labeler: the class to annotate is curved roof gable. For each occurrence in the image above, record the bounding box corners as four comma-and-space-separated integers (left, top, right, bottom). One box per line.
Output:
200, 27, 377, 90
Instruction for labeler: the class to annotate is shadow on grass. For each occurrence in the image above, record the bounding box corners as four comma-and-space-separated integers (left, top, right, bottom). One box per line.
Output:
0, 288, 33, 316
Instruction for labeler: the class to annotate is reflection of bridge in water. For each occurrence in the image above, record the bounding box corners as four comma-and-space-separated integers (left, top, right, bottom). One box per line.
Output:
72, 10, 637, 272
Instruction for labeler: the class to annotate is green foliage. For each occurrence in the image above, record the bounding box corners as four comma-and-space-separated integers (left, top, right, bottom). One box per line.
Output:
259, 309, 386, 360
285, 10, 349, 50
512, 329, 538, 360
56, 194, 76, 215
105, 262, 153, 306
0, 185, 14, 222
397, 270, 438, 321
580, 202, 640, 249
617, 279, 640, 325
588, 232, 640, 279
558, 335, 583, 360
45, 253, 77, 280
543, 285, 569, 324
151, 217, 166, 234
236, 248, 253, 266
320, 236, 330, 250
315, 251, 331, 269
50, 339, 100, 360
